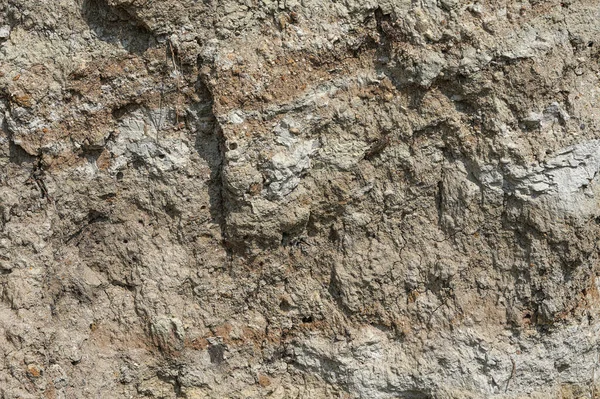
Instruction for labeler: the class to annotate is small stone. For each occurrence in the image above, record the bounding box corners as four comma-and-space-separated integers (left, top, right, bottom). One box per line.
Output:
258, 374, 271, 387
0, 26, 10, 40
529, 182, 550, 193
277, 13, 290, 30
262, 93, 274, 102
27, 364, 42, 378
229, 111, 245, 124
0, 260, 12, 272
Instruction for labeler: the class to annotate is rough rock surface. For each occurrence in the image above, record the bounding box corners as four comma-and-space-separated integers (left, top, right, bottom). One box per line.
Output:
1, 0, 600, 398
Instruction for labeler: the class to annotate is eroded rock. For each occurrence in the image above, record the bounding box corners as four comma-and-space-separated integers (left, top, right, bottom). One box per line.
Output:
1, 0, 600, 397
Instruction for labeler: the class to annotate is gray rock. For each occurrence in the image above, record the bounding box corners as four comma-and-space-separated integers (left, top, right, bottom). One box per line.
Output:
0, 25, 10, 40
1, 0, 600, 397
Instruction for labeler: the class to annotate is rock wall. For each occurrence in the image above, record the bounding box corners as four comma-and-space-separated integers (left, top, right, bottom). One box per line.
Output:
1, 0, 600, 398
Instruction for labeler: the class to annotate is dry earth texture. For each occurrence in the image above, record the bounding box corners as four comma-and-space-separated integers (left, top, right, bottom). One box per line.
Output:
1, 0, 600, 398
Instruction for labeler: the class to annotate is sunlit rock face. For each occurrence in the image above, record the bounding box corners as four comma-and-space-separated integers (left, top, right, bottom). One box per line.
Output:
2, 0, 600, 397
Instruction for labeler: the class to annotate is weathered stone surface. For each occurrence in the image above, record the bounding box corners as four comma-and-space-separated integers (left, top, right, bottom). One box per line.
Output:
1, 0, 600, 397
